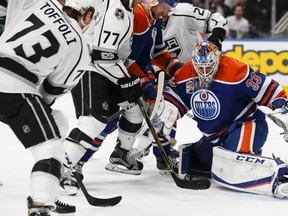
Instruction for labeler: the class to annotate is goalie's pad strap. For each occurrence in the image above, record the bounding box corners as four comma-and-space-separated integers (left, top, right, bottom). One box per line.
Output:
211, 146, 286, 196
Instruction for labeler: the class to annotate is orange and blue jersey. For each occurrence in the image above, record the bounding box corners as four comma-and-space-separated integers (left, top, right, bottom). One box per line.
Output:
127, 4, 168, 77
131, 4, 167, 68
164, 55, 287, 140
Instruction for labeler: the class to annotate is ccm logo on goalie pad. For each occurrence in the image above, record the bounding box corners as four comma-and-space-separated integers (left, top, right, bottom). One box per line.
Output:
236, 155, 265, 164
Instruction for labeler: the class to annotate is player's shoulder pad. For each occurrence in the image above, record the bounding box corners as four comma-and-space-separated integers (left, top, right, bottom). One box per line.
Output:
216, 56, 249, 83
134, 4, 149, 34
174, 61, 195, 82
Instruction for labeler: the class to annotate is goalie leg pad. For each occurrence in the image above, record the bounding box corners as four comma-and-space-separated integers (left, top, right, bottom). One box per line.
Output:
178, 142, 211, 179
212, 146, 287, 197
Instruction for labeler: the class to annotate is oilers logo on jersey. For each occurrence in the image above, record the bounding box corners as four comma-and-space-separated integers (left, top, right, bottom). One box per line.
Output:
191, 89, 220, 120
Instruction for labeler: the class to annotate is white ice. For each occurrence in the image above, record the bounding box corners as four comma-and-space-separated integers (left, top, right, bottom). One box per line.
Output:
0, 93, 287, 216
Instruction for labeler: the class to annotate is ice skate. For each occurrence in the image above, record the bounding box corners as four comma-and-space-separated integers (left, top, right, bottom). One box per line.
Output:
105, 146, 144, 175
156, 156, 179, 175
59, 164, 79, 196
274, 176, 288, 199
169, 146, 179, 159
27, 196, 54, 216
53, 198, 76, 214
129, 144, 152, 160
74, 161, 84, 181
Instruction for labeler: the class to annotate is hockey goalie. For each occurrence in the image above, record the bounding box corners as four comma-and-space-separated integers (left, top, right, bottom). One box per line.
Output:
149, 40, 288, 199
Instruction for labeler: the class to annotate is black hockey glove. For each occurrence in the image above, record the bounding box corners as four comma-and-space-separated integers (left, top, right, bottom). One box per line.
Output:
118, 74, 141, 103
207, 27, 226, 51
141, 67, 157, 104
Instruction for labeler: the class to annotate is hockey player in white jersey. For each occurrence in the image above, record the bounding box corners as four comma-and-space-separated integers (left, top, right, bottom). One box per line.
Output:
0, 0, 90, 215
0, 0, 6, 36
59, 0, 147, 195
162, 2, 228, 63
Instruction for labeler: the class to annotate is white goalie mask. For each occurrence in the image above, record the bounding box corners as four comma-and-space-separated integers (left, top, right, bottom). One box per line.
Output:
191, 41, 221, 86
65, 0, 94, 13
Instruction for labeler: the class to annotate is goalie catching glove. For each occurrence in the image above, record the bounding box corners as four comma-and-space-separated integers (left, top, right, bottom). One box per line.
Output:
267, 99, 288, 142
151, 99, 179, 136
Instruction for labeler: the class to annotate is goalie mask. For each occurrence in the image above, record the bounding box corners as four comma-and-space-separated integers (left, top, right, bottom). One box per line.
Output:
192, 41, 221, 86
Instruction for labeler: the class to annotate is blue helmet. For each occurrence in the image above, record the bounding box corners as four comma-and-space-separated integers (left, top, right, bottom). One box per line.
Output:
148, 0, 179, 8
192, 41, 221, 85
160, 0, 179, 8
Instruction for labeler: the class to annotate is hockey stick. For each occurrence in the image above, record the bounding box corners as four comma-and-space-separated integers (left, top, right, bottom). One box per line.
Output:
73, 172, 122, 207
106, 102, 137, 123
134, 71, 165, 138
137, 98, 211, 190
85, 102, 137, 123
149, 70, 165, 119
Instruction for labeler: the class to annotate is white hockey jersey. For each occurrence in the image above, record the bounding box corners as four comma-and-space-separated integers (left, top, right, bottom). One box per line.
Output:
0, 4, 6, 17
84, 0, 133, 84
0, 0, 90, 103
163, 3, 228, 63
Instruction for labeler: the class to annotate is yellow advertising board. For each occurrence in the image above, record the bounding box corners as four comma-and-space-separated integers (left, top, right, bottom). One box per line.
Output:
222, 40, 288, 95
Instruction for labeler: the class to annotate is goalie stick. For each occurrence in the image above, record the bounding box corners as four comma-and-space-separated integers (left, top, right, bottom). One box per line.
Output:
73, 172, 122, 207
137, 98, 211, 190
134, 70, 165, 138
148, 70, 165, 120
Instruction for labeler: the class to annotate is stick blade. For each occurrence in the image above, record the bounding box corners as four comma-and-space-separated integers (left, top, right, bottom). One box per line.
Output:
172, 173, 211, 190
73, 172, 122, 207
88, 195, 122, 207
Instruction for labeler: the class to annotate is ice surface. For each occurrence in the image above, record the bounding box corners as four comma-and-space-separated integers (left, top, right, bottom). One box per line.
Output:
0, 93, 287, 216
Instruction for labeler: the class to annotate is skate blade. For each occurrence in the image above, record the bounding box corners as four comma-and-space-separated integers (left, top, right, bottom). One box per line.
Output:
59, 185, 79, 196
158, 169, 171, 175
51, 212, 75, 216
105, 162, 142, 175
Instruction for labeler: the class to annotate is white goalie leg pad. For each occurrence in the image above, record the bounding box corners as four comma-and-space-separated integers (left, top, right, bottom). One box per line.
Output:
212, 146, 286, 196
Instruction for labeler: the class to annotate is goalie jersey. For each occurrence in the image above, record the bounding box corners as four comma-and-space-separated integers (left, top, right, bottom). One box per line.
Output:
0, 0, 90, 100
165, 56, 287, 139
